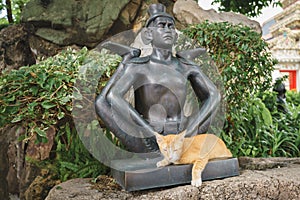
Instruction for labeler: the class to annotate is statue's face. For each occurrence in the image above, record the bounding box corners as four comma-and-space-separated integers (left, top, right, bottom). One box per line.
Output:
149, 17, 177, 50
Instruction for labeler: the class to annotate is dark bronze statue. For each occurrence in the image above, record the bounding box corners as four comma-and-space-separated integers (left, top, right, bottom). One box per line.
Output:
273, 79, 288, 113
95, 4, 220, 153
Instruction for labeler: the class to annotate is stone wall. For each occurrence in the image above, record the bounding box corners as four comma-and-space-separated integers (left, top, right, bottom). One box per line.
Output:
21, 0, 261, 48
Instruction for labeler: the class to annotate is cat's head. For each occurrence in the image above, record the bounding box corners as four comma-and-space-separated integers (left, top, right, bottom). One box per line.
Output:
154, 130, 186, 163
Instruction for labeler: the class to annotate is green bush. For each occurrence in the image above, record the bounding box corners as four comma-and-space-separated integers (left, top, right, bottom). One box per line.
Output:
0, 47, 121, 181
184, 21, 299, 157
183, 21, 277, 113
222, 91, 300, 157
286, 90, 300, 107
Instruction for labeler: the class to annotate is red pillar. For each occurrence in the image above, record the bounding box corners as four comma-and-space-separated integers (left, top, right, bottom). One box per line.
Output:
280, 70, 297, 90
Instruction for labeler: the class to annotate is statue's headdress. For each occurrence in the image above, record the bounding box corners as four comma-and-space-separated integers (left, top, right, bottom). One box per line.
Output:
145, 4, 175, 27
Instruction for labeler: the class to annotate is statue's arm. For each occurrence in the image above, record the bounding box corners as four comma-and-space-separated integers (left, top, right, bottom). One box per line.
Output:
96, 41, 141, 104
95, 64, 155, 152
106, 67, 155, 136
186, 66, 221, 136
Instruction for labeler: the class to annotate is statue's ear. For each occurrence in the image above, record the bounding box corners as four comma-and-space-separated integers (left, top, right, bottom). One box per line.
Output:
174, 31, 178, 43
141, 27, 153, 45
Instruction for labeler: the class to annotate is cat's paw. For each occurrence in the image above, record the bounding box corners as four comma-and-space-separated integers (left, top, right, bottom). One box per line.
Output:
156, 161, 164, 167
191, 178, 202, 187
156, 160, 169, 168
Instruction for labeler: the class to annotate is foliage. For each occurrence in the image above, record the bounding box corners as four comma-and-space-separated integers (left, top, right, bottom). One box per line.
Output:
184, 21, 299, 158
212, 0, 282, 17
222, 91, 300, 158
286, 90, 300, 107
0, 47, 121, 181
183, 21, 277, 113
0, 48, 84, 132
28, 122, 109, 182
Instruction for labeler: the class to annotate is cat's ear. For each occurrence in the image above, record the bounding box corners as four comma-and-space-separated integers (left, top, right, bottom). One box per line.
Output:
154, 132, 162, 143
177, 130, 186, 141
179, 130, 186, 137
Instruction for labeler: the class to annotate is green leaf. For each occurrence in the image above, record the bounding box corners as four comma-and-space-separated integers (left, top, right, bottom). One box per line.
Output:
57, 111, 65, 119
261, 106, 273, 126
231, 66, 237, 72
60, 161, 79, 171
34, 127, 47, 138
6, 95, 15, 102
73, 91, 83, 100
11, 115, 22, 123
41, 101, 56, 109
29, 86, 39, 96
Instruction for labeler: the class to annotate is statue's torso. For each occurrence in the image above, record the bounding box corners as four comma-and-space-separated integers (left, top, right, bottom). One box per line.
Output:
127, 57, 190, 132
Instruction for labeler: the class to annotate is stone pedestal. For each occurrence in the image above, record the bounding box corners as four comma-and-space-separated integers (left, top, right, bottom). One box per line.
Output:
111, 157, 239, 191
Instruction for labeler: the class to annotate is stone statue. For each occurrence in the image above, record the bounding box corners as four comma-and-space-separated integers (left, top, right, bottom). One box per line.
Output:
95, 3, 220, 153
273, 79, 288, 113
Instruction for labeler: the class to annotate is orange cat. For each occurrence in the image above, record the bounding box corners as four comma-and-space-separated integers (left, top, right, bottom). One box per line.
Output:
155, 131, 232, 187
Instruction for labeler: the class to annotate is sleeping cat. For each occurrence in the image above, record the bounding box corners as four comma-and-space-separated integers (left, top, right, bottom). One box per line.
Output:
154, 131, 232, 187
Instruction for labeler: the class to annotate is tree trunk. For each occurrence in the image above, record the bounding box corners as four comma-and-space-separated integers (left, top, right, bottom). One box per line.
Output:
5, 0, 14, 24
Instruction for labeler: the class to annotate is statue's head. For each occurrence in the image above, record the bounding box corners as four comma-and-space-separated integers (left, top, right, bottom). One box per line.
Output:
141, 4, 178, 50
145, 4, 175, 27
274, 79, 287, 97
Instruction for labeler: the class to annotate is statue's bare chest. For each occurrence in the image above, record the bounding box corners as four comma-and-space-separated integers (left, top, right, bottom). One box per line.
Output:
132, 61, 188, 118
132, 61, 188, 91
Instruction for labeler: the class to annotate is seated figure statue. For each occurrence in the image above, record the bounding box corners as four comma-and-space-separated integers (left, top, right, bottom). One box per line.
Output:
95, 3, 220, 153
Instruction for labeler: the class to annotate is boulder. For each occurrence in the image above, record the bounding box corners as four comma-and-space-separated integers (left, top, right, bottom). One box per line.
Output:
45, 157, 300, 200
21, 0, 260, 48
173, 0, 261, 33
0, 127, 9, 199
0, 23, 83, 72
0, 125, 58, 199
0, 24, 36, 72
21, 0, 138, 47
24, 169, 61, 200
0, 125, 43, 199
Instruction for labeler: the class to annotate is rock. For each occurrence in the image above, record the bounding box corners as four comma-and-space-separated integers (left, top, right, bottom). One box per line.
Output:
0, 125, 58, 199
0, 24, 36, 73
24, 169, 61, 200
22, 0, 135, 47
0, 126, 10, 199
26, 126, 56, 161
20, 0, 179, 47
119, 0, 143, 27
45, 157, 300, 200
173, 0, 261, 34
1, 126, 27, 197
238, 156, 300, 170
27, 33, 64, 58
12, 0, 260, 56
0, 23, 83, 72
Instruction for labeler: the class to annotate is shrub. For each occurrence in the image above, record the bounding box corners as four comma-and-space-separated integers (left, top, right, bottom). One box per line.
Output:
183, 21, 277, 113
184, 21, 299, 157
222, 91, 300, 157
0, 47, 121, 181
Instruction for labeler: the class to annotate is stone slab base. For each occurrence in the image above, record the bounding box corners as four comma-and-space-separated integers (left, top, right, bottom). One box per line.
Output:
111, 157, 239, 191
